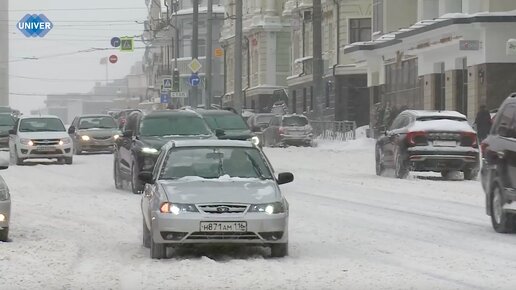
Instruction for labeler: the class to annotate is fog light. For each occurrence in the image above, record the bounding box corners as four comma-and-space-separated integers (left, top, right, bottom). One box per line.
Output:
161, 231, 187, 241
0, 214, 5, 222
259, 232, 284, 241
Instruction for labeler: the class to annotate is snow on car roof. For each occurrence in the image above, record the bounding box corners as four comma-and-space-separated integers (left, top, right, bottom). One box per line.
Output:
410, 119, 475, 133
167, 139, 255, 149
19, 115, 62, 120
405, 110, 467, 119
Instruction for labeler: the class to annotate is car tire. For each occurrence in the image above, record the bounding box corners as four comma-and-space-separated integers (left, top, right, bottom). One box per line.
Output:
463, 168, 478, 181
270, 243, 288, 258
142, 218, 151, 249
65, 157, 73, 165
150, 225, 166, 259
131, 162, 143, 195
0, 227, 8, 242
491, 186, 516, 233
441, 170, 451, 180
394, 149, 409, 179
114, 156, 124, 190
375, 146, 385, 176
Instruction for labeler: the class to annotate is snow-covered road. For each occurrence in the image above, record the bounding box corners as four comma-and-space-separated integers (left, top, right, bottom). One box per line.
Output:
1, 140, 516, 290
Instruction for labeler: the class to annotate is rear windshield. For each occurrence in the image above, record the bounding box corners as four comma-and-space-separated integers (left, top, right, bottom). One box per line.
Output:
140, 115, 212, 137
203, 114, 248, 130
416, 116, 467, 122
78, 116, 117, 129
283, 116, 308, 126
256, 115, 274, 124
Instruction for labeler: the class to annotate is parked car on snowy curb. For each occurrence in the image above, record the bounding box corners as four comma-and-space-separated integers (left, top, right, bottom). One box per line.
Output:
9, 116, 73, 165
481, 94, 516, 233
139, 140, 293, 259
0, 159, 10, 242
375, 110, 480, 180
262, 114, 314, 147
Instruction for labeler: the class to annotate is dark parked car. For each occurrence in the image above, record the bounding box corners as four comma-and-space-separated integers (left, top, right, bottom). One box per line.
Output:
0, 113, 15, 150
68, 114, 120, 154
113, 110, 215, 194
481, 95, 516, 233
262, 114, 313, 147
375, 110, 480, 180
196, 109, 257, 143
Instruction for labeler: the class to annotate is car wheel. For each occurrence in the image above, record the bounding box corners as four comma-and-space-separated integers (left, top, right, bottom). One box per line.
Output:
114, 156, 124, 190
463, 168, 478, 181
131, 162, 143, 195
441, 170, 451, 180
375, 146, 385, 176
394, 149, 409, 179
270, 243, 288, 258
0, 227, 8, 242
65, 157, 73, 165
150, 225, 166, 259
142, 218, 151, 249
491, 185, 516, 233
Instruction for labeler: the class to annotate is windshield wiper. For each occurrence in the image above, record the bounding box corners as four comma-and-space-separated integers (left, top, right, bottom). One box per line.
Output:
245, 152, 268, 180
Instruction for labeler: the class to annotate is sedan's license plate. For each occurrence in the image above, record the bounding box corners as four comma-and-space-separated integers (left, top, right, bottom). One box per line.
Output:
200, 222, 247, 232
433, 140, 456, 147
37, 146, 56, 152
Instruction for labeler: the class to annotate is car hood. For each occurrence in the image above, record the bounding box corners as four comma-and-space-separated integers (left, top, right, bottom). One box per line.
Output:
160, 177, 281, 204
77, 128, 120, 137
219, 129, 253, 140
140, 135, 216, 150
18, 131, 69, 139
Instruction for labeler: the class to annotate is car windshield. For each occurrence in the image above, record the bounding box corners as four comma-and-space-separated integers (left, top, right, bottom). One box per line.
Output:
416, 116, 467, 122
78, 116, 117, 129
203, 114, 249, 130
19, 118, 66, 132
160, 147, 273, 180
256, 115, 274, 125
283, 116, 308, 126
140, 115, 212, 136
0, 114, 14, 126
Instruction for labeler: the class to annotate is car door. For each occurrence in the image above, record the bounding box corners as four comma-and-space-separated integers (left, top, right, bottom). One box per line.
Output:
119, 113, 140, 175
384, 113, 409, 166
490, 104, 516, 190
69, 117, 78, 143
142, 150, 166, 228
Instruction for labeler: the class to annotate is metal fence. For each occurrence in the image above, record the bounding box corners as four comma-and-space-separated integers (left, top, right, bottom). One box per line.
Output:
310, 120, 357, 141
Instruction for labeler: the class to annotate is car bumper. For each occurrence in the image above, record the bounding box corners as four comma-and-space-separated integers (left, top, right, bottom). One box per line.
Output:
407, 148, 479, 171
18, 144, 73, 159
280, 135, 313, 144
0, 200, 10, 229
150, 212, 288, 245
78, 139, 116, 151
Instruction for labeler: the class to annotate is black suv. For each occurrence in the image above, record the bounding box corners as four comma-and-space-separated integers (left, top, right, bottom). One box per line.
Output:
113, 110, 215, 194
481, 95, 516, 233
196, 109, 256, 142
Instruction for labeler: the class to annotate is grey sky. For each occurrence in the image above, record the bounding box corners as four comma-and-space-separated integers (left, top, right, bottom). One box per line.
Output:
8, 0, 147, 113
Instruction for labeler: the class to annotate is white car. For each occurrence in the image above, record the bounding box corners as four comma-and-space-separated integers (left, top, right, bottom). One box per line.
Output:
9, 115, 73, 165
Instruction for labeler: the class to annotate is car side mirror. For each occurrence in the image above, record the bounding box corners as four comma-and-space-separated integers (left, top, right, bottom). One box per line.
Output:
215, 129, 226, 138
122, 130, 133, 138
277, 172, 294, 185
8, 129, 15, 135
138, 171, 154, 184
68, 126, 76, 134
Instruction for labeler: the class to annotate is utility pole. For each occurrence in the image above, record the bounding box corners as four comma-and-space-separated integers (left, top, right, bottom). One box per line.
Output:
205, 0, 213, 107
233, 0, 243, 113
191, 0, 199, 107
313, 0, 324, 120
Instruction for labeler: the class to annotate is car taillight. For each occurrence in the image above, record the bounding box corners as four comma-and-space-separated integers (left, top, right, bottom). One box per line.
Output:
407, 131, 427, 146
461, 132, 478, 148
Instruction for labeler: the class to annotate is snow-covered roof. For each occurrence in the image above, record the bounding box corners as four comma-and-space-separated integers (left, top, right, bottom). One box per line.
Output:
20, 115, 62, 120
294, 56, 313, 63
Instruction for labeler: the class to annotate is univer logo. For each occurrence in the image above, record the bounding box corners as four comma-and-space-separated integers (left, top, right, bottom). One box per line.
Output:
17, 14, 53, 38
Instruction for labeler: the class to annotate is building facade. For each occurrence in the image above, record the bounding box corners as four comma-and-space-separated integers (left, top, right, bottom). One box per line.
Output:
283, 0, 373, 125
345, 0, 516, 129
0, 0, 9, 106
220, 0, 291, 112
143, 0, 225, 107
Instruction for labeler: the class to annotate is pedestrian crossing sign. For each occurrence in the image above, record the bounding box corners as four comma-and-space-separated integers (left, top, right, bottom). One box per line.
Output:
163, 78, 172, 89
120, 37, 134, 52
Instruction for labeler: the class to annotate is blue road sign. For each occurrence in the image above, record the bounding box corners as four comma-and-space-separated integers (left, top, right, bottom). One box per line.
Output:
17, 14, 53, 38
111, 37, 121, 48
189, 73, 200, 87
163, 78, 172, 90
160, 91, 171, 104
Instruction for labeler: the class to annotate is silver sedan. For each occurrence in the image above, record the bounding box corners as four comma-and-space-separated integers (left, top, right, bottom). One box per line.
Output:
139, 140, 293, 259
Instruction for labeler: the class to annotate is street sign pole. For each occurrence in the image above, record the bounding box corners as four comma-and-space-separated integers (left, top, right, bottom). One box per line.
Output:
191, 0, 199, 107
205, 0, 213, 108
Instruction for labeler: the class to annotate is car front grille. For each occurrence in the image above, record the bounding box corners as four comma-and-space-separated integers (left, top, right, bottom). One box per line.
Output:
92, 136, 112, 140
186, 232, 260, 240
198, 204, 248, 214
33, 139, 60, 146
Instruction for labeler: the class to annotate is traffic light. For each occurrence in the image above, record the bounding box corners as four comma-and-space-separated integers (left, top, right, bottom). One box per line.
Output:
173, 69, 180, 92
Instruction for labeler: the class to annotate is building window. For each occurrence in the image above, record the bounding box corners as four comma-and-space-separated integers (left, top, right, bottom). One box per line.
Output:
292, 90, 297, 113
350, 18, 372, 44
303, 88, 307, 112
373, 0, 384, 35
456, 58, 468, 114
310, 86, 314, 111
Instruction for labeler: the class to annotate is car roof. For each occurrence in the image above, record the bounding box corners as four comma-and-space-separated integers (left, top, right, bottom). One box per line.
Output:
404, 110, 466, 119
145, 110, 202, 118
164, 139, 255, 150
78, 114, 113, 118
19, 115, 62, 120
195, 109, 236, 116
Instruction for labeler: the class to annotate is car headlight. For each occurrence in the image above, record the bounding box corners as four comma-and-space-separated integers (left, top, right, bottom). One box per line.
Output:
250, 136, 260, 146
20, 138, 33, 146
0, 188, 9, 201
249, 202, 285, 214
113, 134, 120, 140
59, 138, 71, 146
141, 147, 159, 154
160, 202, 198, 215
81, 135, 90, 141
